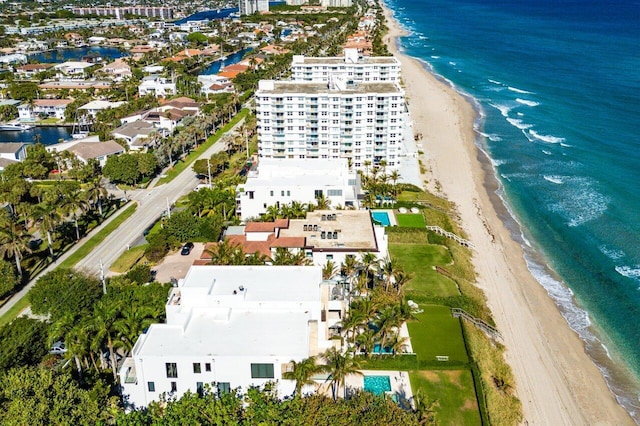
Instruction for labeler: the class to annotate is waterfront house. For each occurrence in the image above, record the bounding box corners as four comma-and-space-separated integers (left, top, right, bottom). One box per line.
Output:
53, 61, 94, 78
119, 265, 342, 408
203, 209, 388, 267
100, 59, 132, 81
38, 80, 112, 91
198, 75, 235, 96
16, 63, 54, 79
18, 99, 73, 122
78, 100, 126, 118
111, 120, 157, 151
67, 140, 124, 166
236, 158, 360, 221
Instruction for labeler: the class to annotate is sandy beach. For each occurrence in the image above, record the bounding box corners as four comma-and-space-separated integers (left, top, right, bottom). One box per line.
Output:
381, 5, 634, 425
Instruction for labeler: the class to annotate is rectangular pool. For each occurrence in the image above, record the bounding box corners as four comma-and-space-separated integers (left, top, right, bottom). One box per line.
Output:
371, 211, 391, 226
363, 375, 391, 395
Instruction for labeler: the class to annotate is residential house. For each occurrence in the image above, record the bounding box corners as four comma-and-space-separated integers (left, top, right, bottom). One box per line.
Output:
119, 265, 342, 408
112, 120, 157, 151
236, 158, 360, 221
204, 210, 388, 267
67, 140, 125, 166
198, 75, 235, 96
38, 81, 112, 91
0, 143, 27, 170
15, 63, 54, 79
18, 99, 73, 122
138, 75, 176, 98
78, 100, 126, 118
100, 59, 132, 81
53, 61, 94, 78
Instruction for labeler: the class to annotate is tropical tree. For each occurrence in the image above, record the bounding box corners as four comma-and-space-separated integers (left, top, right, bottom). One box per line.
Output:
315, 194, 331, 210
271, 248, 311, 266
59, 184, 89, 241
84, 177, 108, 216
282, 356, 320, 398
205, 240, 243, 265
320, 347, 362, 401
322, 259, 338, 280
0, 212, 32, 277
89, 300, 121, 380
32, 203, 60, 259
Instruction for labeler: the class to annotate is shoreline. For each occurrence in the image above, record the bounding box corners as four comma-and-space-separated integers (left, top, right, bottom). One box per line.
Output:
381, 3, 634, 424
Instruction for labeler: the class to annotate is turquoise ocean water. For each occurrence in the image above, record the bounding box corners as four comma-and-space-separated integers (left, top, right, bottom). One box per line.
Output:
384, 0, 640, 419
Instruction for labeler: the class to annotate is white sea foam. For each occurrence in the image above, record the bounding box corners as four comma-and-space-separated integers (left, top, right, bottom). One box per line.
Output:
542, 150, 552, 155
478, 131, 502, 142
516, 112, 524, 117
615, 266, 640, 283
547, 177, 609, 227
560, 142, 572, 148
599, 245, 625, 261
515, 98, 540, 107
507, 86, 534, 94
431, 55, 440, 59
488, 79, 503, 85
490, 103, 512, 117
543, 175, 564, 184
448, 61, 457, 66
506, 117, 533, 130
491, 158, 508, 167
528, 129, 565, 144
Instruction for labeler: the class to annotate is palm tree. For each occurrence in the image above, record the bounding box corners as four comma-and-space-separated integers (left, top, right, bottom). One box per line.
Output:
389, 170, 401, 199
271, 248, 312, 266
341, 309, 366, 348
374, 306, 401, 350
84, 178, 108, 216
393, 270, 412, 296
355, 328, 376, 357
321, 347, 362, 401
315, 194, 331, 210
322, 259, 338, 280
359, 252, 377, 289
205, 240, 243, 265
379, 257, 398, 292
90, 300, 121, 380
282, 357, 320, 398
60, 186, 89, 241
32, 203, 60, 258
0, 213, 32, 277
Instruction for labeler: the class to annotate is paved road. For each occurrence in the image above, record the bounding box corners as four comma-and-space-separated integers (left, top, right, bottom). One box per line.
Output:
0, 119, 242, 319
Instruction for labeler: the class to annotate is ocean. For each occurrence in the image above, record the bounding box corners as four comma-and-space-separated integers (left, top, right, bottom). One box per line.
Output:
384, 0, 640, 419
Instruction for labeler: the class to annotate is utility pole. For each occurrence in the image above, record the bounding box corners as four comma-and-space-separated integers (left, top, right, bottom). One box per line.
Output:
207, 157, 212, 189
245, 128, 249, 160
99, 258, 106, 294
166, 197, 171, 219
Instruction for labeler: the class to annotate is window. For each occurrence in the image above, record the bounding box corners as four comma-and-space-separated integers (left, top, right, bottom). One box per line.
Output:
193, 363, 201, 374
326, 254, 334, 260
197, 382, 204, 394
218, 382, 231, 393
171, 382, 177, 392
327, 189, 342, 196
248, 191, 254, 200
148, 382, 155, 392
205, 363, 211, 372
314, 190, 323, 199
287, 191, 290, 196
270, 190, 274, 196
281, 190, 285, 196
166, 363, 177, 378
251, 363, 274, 378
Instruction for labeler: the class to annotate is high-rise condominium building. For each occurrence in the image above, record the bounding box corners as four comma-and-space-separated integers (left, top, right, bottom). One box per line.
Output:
239, 0, 269, 15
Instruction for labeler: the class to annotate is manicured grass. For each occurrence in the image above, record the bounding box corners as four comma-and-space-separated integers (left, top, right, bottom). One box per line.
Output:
109, 244, 147, 273
156, 109, 249, 186
390, 243, 459, 298
58, 203, 137, 269
396, 213, 426, 228
0, 297, 30, 327
408, 306, 468, 364
409, 369, 481, 426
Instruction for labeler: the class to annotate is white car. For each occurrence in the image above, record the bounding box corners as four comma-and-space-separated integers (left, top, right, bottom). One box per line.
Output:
49, 341, 67, 355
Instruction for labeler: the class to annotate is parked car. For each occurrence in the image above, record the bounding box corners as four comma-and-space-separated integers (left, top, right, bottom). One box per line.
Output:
181, 242, 194, 255
49, 341, 67, 355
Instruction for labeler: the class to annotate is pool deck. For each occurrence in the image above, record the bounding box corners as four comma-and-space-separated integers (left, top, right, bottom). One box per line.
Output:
346, 370, 414, 410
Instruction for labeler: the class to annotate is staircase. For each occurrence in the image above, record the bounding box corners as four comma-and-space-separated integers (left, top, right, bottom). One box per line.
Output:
426, 225, 474, 249
451, 308, 502, 341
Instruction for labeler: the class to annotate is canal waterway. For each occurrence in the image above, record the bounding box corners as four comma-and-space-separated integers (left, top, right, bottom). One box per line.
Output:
28, 46, 127, 63
199, 47, 254, 75
0, 126, 72, 146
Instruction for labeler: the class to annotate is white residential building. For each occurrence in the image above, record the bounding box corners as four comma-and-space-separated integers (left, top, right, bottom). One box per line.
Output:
256, 78, 407, 170
291, 49, 401, 83
0, 143, 27, 170
53, 61, 94, 77
18, 99, 73, 121
320, 0, 352, 7
138, 75, 176, 97
236, 158, 360, 221
78, 100, 125, 118
239, 0, 269, 15
119, 265, 342, 408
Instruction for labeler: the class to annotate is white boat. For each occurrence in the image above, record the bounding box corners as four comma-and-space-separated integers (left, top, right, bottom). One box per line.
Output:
0, 123, 33, 131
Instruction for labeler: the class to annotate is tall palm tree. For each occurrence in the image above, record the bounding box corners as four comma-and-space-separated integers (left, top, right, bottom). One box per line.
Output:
282, 356, 320, 398
355, 328, 376, 358
32, 203, 60, 258
389, 170, 401, 199
341, 309, 366, 348
60, 186, 89, 241
322, 259, 338, 280
374, 306, 401, 350
321, 347, 362, 401
379, 257, 397, 292
393, 270, 413, 296
90, 300, 121, 380
271, 248, 312, 266
315, 194, 331, 210
84, 178, 108, 216
0, 213, 32, 277
359, 252, 377, 289
114, 304, 156, 353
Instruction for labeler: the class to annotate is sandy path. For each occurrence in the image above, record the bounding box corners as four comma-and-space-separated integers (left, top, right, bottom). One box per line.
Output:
381, 5, 633, 425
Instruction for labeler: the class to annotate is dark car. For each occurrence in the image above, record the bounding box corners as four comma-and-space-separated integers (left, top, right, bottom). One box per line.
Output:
181, 242, 194, 256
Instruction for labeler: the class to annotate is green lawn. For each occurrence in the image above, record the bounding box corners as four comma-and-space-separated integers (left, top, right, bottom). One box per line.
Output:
396, 213, 426, 228
409, 369, 481, 426
408, 306, 468, 364
109, 244, 147, 273
390, 243, 459, 298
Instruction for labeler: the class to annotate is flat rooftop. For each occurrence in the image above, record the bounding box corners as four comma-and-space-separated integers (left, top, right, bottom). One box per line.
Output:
258, 80, 401, 95
136, 310, 310, 358
279, 210, 378, 251
243, 158, 352, 188
295, 56, 399, 65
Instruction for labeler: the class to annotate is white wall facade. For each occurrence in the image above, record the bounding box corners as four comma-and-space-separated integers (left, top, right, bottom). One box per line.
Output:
237, 158, 360, 220
138, 76, 176, 97
120, 266, 338, 408
256, 79, 407, 170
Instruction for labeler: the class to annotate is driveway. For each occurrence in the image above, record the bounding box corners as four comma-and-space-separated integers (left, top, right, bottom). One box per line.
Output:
154, 243, 205, 284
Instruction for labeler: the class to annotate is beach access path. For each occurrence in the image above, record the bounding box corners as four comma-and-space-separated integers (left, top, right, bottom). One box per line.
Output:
380, 4, 633, 425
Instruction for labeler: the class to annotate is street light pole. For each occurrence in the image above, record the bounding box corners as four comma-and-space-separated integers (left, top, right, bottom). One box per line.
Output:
166, 197, 171, 219
99, 258, 106, 294
207, 158, 212, 189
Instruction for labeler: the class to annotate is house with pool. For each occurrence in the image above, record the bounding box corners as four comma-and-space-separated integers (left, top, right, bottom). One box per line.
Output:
119, 265, 344, 408
199, 210, 388, 267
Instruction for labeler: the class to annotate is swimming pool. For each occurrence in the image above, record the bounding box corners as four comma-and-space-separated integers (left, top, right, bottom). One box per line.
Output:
373, 343, 393, 354
371, 211, 391, 226
363, 375, 391, 395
